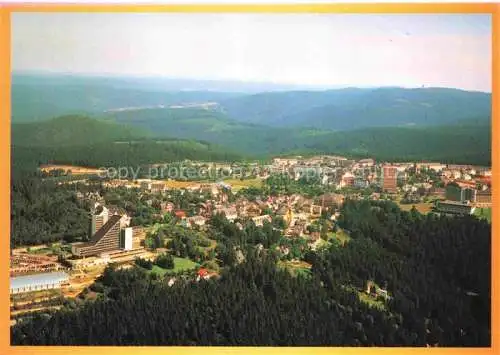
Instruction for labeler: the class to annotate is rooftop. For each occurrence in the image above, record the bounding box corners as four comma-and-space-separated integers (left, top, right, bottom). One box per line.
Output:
82, 214, 122, 247
438, 200, 471, 206
10, 271, 69, 291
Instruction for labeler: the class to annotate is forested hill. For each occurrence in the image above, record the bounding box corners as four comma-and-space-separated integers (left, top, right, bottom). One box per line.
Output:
11, 74, 243, 123
297, 123, 491, 166
11, 72, 492, 166
11, 115, 243, 174
220, 87, 491, 130
11, 113, 491, 167
108, 108, 491, 166
11, 115, 149, 147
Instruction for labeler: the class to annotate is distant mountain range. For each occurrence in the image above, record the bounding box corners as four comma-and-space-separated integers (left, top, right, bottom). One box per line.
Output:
219, 87, 491, 130
12, 74, 241, 123
13, 73, 491, 130
11, 73, 492, 166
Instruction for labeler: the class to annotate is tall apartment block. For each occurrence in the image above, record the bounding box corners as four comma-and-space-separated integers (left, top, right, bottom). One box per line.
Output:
72, 215, 122, 257
91, 205, 109, 236
382, 166, 398, 193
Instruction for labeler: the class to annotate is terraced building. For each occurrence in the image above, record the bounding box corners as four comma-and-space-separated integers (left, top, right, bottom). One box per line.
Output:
71, 215, 122, 257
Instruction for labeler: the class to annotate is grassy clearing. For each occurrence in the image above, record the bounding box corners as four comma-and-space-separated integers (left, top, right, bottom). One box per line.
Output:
329, 229, 351, 245
172, 257, 199, 272
158, 178, 261, 192
149, 257, 199, 276
26, 247, 53, 255
294, 267, 312, 278
474, 208, 491, 223
397, 201, 434, 214
150, 265, 169, 277
163, 180, 200, 189
342, 285, 386, 311
356, 291, 387, 311
223, 178, 262, 192
278, 260, 312, 277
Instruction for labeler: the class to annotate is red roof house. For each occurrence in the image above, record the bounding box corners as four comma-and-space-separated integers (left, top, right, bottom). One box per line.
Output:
174, 210, 186, 219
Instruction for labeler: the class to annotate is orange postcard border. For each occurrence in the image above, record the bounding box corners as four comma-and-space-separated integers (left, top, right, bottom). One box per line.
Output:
0, 3, 498, 354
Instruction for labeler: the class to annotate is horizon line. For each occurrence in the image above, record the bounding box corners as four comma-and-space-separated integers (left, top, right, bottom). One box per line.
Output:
11, 69, 492, 94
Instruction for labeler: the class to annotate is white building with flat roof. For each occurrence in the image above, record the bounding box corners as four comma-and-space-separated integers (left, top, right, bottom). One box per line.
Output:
10, 272, 69, 294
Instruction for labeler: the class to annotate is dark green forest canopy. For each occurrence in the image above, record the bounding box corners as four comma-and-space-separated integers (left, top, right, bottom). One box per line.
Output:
11, 115, 244, 176
11, 114, 491, 167
11, 200, 491, 346
10, 178, 91, 247
220, 87, 491, 129
12, 141, 242, 170
11, 115, 149, 147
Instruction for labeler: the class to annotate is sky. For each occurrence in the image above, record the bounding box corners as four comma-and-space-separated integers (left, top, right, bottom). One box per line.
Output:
11, 13, 492, 92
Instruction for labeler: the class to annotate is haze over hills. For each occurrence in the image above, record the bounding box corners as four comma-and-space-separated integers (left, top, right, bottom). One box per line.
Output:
13, 73, 491, 129
11, 73, 492, 165
219, 87, 491, 130
12, 74, 242, 123
14, 71, 337, 93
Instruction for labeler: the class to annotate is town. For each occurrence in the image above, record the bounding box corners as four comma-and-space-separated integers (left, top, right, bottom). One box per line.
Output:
9, 10, 493, 346
10, 155, 492, 324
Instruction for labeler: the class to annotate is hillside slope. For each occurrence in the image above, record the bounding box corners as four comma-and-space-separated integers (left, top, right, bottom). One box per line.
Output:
299, 124, 491, 165
108, 107, 491, 165
107, 107, 329, 154
12, 74, 242, 122
11, 115, 149, 146
220, 87, 491, 129
11, 116, 243, 173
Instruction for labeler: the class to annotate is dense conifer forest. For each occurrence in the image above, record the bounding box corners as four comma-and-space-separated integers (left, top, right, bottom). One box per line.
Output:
11, 200, 490, 346
10, 177, 91, 247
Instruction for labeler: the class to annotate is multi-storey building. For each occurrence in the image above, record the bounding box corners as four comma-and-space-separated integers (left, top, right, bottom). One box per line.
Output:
72, 215, 122, 257
310, 205, 323, 218
461, 187, 477, 203
91, 205, 109, 236
214, 207, 238, 222
120, 227, 133, 251
10, 272, 69, 295
475, 189, 492, 207
340, 172, 355, 188
382, 166, 398, 193
446, 184, 477, 203
434, 200, 475, 216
